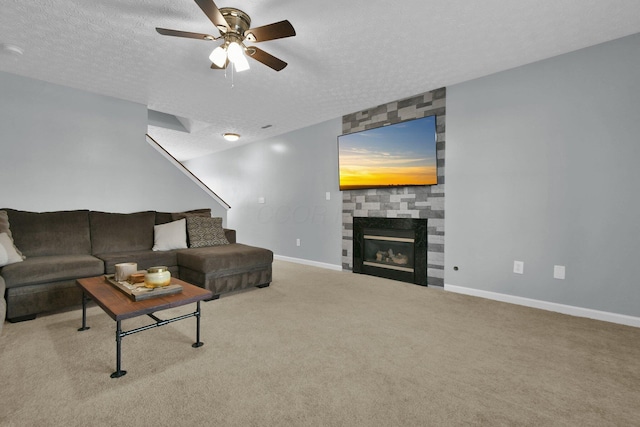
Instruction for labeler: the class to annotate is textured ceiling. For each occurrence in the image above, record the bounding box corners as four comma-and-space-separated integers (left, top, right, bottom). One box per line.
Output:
2, 0, 640, 161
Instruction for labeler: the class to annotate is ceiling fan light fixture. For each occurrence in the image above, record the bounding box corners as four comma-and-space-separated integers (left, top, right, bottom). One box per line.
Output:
226, 41, 243, 62
227, 41, 249, 71
156, 3, 295, 73
209, 46, 227, 68
223, 133, 240, 142
233, 53, 250, 72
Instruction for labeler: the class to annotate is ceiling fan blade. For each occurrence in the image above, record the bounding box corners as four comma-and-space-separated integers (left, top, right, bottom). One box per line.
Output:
156, 27, 216, 40
245, 20, 296, 42
247, 47, 287, 71
194, 0, 229, 33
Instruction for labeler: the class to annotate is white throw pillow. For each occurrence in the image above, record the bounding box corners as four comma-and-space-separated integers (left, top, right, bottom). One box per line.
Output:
0, 239, 7, 266
0, 232, 24, 266
152, 218, 187, 251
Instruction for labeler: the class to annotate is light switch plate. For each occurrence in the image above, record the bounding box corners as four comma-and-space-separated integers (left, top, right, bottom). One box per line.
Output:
554, 265, 566, 280
513, 261, 524, 274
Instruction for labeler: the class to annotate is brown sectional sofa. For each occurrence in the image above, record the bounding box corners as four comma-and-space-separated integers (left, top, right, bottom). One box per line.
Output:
0, 208, 273, 323
0, 275, 6, 330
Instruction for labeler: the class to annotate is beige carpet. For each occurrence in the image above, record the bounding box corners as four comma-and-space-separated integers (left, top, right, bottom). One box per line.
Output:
1, 260, 639, 426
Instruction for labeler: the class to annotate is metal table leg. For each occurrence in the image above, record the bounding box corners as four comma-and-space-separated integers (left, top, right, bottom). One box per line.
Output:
77, 291, 90, 332
111, 320, 127, 378
101, 301, 204, 378
192, 300, 204, 348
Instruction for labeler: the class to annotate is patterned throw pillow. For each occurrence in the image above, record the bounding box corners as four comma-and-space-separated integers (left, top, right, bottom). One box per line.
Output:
186, 216, 230, 248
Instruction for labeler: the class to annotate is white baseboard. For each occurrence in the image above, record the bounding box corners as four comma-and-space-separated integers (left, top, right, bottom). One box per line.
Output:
274, 255, 344, 271
444, 284, 640, 328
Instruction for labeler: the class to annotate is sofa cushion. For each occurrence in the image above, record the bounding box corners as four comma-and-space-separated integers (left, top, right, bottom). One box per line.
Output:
0, 232, 24, 266
155, 208, 211, 225
152, 219, 187, 251
90, 211, 155, 254
0, 210, 25, 259
177, 244, 273, 274
5, 279, 83, 320
96, 249, 178, 274
171, 209, 211, 222
1, 255, 104, 288
186, 216, 229, 248
3, 209, 92, 256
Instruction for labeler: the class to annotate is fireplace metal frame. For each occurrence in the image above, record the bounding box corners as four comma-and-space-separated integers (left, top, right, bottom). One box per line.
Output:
353, 217, 428, 286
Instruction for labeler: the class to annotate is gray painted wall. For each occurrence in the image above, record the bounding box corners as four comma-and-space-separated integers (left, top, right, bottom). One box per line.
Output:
0, 71, 226, 218
184, 119, 343, 266
445, 33, 640, 317
5, 31, 636, 318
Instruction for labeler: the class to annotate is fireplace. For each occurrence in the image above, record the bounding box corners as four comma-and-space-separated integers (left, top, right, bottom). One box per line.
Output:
353, 217, 427, 286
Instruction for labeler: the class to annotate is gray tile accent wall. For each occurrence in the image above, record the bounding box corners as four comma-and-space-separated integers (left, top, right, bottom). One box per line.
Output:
341, 88, 445, 286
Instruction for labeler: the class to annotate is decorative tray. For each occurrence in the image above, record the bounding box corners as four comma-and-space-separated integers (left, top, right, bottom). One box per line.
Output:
104, 275, 183, 301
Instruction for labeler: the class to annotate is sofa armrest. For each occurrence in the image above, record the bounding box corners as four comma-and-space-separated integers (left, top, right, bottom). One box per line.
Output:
224, 229, 236, 244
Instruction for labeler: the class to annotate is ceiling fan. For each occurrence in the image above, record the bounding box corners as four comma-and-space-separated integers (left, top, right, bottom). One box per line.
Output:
156, 0, 295, 72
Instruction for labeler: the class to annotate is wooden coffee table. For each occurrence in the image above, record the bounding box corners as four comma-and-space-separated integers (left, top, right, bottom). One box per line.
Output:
76, 275, 213, 378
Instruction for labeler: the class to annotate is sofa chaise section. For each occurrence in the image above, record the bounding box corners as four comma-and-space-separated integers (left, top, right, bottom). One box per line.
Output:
178, 243, 273, 298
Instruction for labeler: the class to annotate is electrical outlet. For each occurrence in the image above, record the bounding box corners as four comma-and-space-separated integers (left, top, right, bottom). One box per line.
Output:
296, 238, 301, 247
326, 192, 331, 201
258, 197, 265, 204
513, 260, 524, 274
554, 265, 566, 280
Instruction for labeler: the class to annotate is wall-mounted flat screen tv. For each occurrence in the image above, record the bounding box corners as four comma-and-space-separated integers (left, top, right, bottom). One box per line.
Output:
338, 115, 438, 191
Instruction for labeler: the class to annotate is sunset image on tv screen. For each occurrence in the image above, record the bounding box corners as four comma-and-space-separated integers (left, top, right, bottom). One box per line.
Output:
338, 115, 437, 190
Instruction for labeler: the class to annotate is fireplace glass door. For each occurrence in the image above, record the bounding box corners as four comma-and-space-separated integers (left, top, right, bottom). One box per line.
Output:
363, 230, 415, 273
